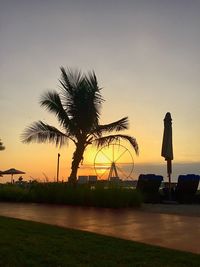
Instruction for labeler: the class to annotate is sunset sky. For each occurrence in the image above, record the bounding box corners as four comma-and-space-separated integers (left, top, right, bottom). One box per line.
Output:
1, 0, 200, 182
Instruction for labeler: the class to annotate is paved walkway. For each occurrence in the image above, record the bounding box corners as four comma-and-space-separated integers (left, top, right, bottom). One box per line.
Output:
0, 202, 199, 254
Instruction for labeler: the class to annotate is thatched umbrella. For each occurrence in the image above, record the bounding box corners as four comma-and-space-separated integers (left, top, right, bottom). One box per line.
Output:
2, 168, 25, 183
161, 112, 173, 197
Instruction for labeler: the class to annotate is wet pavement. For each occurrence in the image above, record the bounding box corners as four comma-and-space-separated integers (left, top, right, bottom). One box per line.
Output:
0, 202, 199, 254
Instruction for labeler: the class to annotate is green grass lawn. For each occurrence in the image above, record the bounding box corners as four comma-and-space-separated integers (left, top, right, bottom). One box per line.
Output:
0, 216, 199, 267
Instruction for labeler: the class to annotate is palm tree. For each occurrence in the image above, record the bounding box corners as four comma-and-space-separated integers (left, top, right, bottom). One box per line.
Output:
22, 67, 138, 184
0, 139, 5, 151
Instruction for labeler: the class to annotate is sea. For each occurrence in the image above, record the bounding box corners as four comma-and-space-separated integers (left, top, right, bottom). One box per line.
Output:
81, 161, 200, 184
132, 162, 200, 187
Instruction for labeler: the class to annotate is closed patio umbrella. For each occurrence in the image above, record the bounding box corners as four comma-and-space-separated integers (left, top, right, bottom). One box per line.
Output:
2, 168, 25, 183
161, 112, 173, 197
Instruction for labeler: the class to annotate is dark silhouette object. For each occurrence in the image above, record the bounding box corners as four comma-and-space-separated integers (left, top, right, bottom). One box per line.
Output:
57, 153, 60, 182
2, 168, 25, 183
174, 174, 200, 203
161, 112, 173, 199
136, 174, 163, 203
0, 139, 5, 151
22, 67, 138, 184
18, 176, 23, 182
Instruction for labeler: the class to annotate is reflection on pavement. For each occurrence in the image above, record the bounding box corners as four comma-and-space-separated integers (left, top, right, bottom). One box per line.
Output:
0, 202, 199, 254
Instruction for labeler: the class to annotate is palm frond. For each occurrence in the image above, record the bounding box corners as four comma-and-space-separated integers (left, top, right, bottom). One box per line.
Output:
40, 91, 71, 131
85, 71, 103, 104
21, 121, 72, 147
59, 67, 82, 119
0, 139, 5, 151
59, 67, 82, 94
84, 71, 104, 121
93, 134, 139, 155
59, 68, 104, 132
92, 117, 129, 136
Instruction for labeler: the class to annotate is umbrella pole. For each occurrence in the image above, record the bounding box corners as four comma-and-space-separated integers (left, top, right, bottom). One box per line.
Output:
168, 173, 172, 200
167, 160, 172, 200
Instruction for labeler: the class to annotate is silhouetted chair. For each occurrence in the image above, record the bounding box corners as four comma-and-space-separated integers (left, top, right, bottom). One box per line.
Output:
136, 174, 163, 203
174, 174, 200, 203
77, 176, 88, 184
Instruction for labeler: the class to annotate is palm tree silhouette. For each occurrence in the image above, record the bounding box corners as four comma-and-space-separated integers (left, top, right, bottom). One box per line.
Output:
0, 139, 5, 151
22, 67, 138, 184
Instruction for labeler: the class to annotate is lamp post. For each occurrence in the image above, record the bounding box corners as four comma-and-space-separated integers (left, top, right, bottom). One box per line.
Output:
57, 153, 60, 182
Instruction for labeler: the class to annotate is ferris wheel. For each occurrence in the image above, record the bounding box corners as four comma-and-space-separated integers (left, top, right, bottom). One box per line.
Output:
94, 144, 134, 180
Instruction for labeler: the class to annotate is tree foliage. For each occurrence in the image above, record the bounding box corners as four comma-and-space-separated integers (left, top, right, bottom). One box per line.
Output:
22, 67, 138, 183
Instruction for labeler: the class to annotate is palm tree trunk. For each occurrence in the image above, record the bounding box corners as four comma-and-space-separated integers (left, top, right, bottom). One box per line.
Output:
68, 142, 85, 184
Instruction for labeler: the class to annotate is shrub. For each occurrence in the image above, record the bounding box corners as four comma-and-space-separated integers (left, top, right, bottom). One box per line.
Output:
0, 182, 142, 208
